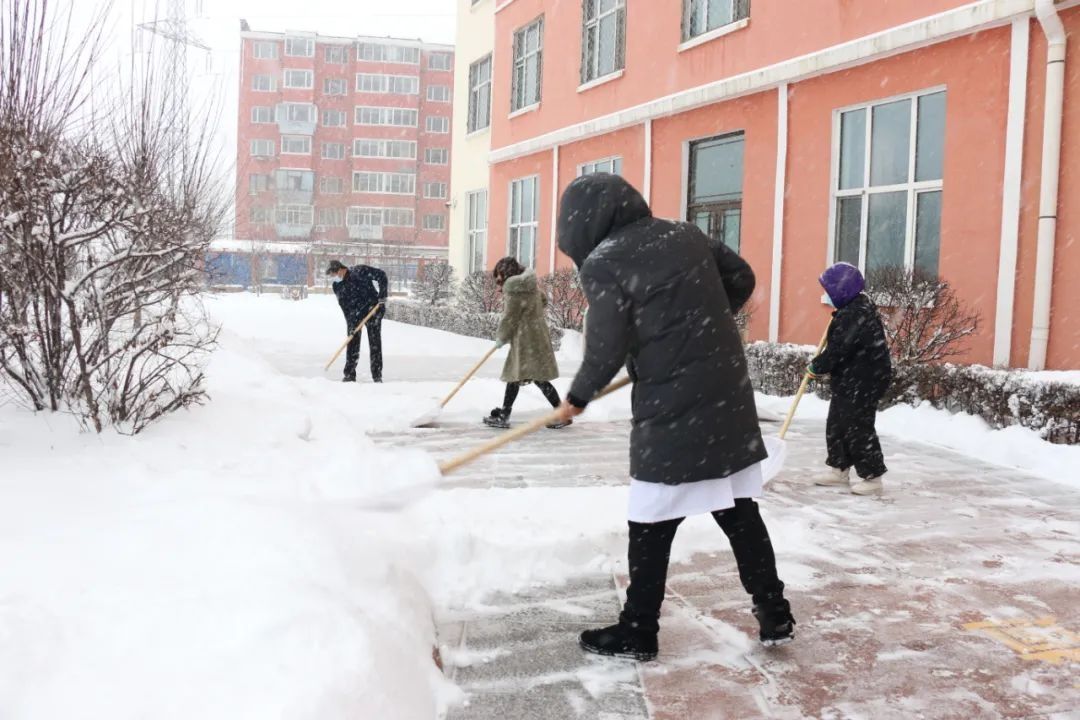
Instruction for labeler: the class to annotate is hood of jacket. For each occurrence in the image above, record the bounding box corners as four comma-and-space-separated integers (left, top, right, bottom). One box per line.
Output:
503, 269, 538, 294
556, 173, 652, 269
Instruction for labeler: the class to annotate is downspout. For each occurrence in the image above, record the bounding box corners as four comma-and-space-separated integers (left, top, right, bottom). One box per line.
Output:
643, 118, 653, 205
769, 83, 789, 343
1029, 0, 1067, 370
549, 145, 560, 273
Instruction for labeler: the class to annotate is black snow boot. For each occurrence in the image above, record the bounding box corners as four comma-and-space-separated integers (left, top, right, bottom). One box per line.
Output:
579, 623, 658, 661
482, 407, 511, 429
752, 595, 796, 647
342, 375, 356, 383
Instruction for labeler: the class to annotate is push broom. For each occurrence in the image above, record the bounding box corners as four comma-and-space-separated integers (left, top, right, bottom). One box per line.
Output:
409, 345, 500, 428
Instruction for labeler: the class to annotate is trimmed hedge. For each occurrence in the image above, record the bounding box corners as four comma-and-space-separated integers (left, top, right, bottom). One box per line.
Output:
745, 342, 1080, 445
386, 299, 563, 350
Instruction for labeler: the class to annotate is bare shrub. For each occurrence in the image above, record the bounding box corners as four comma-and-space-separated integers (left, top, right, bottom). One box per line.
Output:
456, 270, 501, 314
412, 261, 455, 306
541, 269, 586, 331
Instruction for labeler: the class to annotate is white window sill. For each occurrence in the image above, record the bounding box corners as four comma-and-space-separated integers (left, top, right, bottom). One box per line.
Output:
508, 103, 540, 120
578, 69, 624, 94
466, 126, 491, 139
678, 18, 750, 53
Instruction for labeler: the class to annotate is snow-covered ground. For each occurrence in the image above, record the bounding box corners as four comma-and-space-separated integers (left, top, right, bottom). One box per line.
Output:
1, 292, 1077, 719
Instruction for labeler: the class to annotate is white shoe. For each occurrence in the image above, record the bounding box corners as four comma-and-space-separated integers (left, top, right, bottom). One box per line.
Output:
851, 475, 885, 496
815, 467, 850, 487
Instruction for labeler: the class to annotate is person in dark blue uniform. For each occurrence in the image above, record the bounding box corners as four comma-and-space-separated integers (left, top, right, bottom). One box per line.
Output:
326, 260, 388, 383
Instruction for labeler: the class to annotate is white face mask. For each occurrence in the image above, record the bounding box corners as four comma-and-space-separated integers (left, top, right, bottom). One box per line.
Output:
825, 295, 836, 308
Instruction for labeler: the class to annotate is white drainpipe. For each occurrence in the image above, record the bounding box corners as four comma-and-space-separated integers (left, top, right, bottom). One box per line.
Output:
1029, 0, 1067, 370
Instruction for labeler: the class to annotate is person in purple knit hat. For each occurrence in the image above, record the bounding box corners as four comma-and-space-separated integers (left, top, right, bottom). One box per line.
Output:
807, 262, 893, 495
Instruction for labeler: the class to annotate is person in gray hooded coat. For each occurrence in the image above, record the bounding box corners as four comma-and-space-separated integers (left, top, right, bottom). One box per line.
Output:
552, 173, 794, 660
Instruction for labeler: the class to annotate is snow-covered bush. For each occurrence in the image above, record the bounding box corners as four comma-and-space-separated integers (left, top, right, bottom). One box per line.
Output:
0, 0, 224, 433
411, 261, 455, 306
456, 270, 501, 314
386, 299, 564, 350
540, 269, 586, 331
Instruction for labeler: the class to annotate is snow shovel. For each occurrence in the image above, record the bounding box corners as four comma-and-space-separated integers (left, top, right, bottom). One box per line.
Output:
324, 303, 382, 372
410, 345, 500, 428
438, 375, 632, 475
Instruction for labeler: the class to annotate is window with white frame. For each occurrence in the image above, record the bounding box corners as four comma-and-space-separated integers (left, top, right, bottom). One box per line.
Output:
356, 43, 420, 64
423, 214, 446, 231
325, 45, 348, 64
275, 169, 314, 191
277, 102, 315, 123
252, 74, 275, 92
428, 53, 453, 71
579, 156, 623, 176
425, 148, 449, 165
356, 73, 419, 95
251, 106, 273, 123
687, 131, 744, 252
249, 174, 271, 194
581, 0, 625, 84
276, 204, 314, 226
348, 207, 415, 227
320, 176, 345, 194
832, 90, 945, 277
426, 116, 450, 133
512, 18, 544, 112
352, 138, 417, 159
283, 69, 313, 89
250, 139, 275, 157
466, 190, 488, 273
321, 109, 347, 127
352, 171, 416, 195
509, 176, 539, 268
317, 207, 344, 227
285, 37, 314, 57
280, 135, 311, 154
253, 41, 278, 59
322, 142, 346, 160
682, 0, 750, 42
383, 208, 415, 226
323, 78, 348, 96
355, 106, 418, 127
468, 54, 492, 133
427, 85, 451, 102
424, 182, 448, 199
249, 206, 272, 224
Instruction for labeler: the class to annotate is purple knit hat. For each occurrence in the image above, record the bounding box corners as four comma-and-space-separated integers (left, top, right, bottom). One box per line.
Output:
819, 262, 865, 308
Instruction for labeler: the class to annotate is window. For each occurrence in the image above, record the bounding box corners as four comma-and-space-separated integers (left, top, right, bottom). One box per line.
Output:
348, 207, 415, 227
581, 0, 625, 84
682, 0, 750, 42
249, 174, 271, 194
249, 206, 272, 224
466, 190, 488, 273
250, 139, 275, 157
285, 37, 314, 57
687, 132, 744, 252
356, 73, 420, 95
320, 176, 345, 194
322, 142, 346, 160
833, 90, 945, 276
428, 53, 453, 71
426, 116, 450, 133
423, 214, 446, 230
356, 43, 420, 64
323, 78, 348, 96
253, 41, 278, 59
275, 169, 314, 191
252, 74, 275, 92
283, 69, 313, 89
251, 106, 273, 124
425, 148, 449, 165
427, 85, 451, 102
317, 207, 344, 227
325, 45, 348, 64
384, 208, 415, 227
512, 18, 544, 112
321, 109, 347, 127
509, 176, 539, 268
462, 58, 493, 135
355, 106, 418, 127
424, 182, 448, 199
579, 156, 623, 176
352, 171, 416, 195
277, 102, 315, 124
280, 135, 311, 154
276, 204, 314, 226
352, 139, 417, 159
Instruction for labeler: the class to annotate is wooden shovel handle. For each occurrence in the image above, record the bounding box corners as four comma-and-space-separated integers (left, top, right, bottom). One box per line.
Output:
778, 323, 830, 440
438, 375, 632, 475
440, 346, 499, 408
324, 302, 382, 372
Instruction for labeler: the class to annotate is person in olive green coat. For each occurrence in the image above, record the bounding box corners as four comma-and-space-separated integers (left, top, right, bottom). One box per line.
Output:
483, 257, 569, 430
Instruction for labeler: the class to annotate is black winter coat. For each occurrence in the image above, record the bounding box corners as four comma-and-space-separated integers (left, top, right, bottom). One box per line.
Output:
333, 265, 388, 329
558, 173, 766, 486
811, 294, 893, 402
